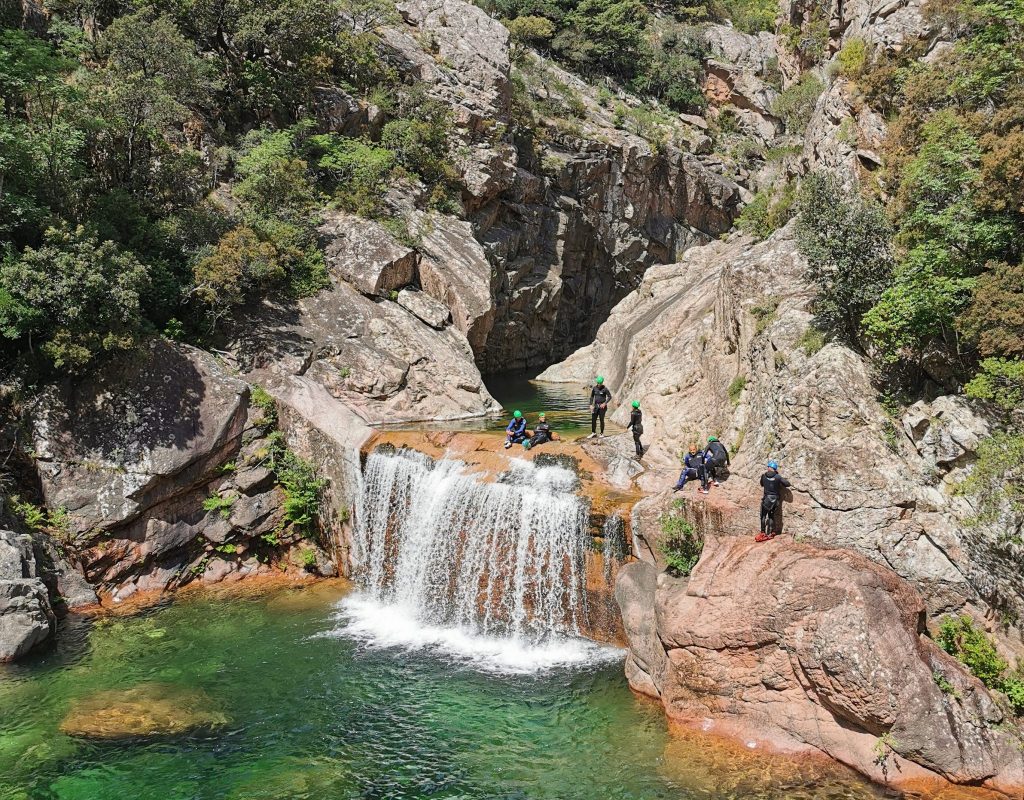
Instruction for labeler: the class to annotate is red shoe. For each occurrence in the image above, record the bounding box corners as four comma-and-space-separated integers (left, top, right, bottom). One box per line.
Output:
754, 532, 770, 543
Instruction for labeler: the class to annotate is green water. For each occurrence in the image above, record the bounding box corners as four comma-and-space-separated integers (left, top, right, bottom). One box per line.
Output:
0, 585, 891, 800
394, 371, 609, 438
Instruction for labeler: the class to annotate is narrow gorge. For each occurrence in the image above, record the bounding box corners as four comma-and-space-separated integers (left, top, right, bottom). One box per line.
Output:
1, 0, 1023, 796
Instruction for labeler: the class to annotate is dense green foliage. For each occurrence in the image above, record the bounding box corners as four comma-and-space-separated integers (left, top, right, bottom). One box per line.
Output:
483, 0, 710, 112
0, 0, 456, 380
658, 501, 704, 576
938, 615, 1024, 715
796, 0, 1024, 413
796, 174, 895, 347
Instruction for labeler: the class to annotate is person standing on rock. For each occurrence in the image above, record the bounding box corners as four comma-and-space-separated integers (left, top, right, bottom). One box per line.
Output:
626, 400, 644, 457
673, 443, 710, 493
755, 460, 791, 542
703, 436, 730, 485
504, 410, 528, 449
589, 376, 612, 438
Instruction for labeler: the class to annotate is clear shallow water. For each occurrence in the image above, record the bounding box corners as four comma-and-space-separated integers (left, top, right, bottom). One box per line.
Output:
0, 584, 891, 800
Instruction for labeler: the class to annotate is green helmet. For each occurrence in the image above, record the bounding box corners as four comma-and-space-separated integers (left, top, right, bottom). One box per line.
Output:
513, 410, 522, 418
595, 376, 604, 384
708, 435, 718, 443
631, 400, 640, 408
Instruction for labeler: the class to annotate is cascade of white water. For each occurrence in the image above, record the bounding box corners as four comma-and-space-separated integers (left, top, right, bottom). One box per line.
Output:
353, 448, 591, 640
602, 514, 626, 583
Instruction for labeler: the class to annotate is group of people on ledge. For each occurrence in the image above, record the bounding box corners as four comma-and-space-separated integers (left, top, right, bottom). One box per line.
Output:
503, 377, 646, 457
502, 376, 790, 542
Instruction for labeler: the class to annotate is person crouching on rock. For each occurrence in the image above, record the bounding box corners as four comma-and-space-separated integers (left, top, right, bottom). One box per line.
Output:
703, 435, 730, 485
524, 412, 554, 450
673, 443, 709, 493
588, 376, 612, 438
504, 410, 528, 449
755, 460, 791, 542
626, 400, 644, 457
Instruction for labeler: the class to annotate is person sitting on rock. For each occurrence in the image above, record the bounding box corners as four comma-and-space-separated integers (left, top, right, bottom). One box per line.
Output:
755, 460, 791, 542
703, 435, 730, 485
588, 376, 612, 438
524, 413, 554, 450
626, 400, 644, 457
672, 443, 709, 493
504, 410, 528, 449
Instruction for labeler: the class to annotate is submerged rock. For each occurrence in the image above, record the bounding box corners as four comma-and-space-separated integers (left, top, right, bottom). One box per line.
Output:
618, 536, 1024, 793
59, 683, 228, 739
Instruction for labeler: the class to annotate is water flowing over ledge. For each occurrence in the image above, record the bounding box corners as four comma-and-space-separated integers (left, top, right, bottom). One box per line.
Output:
334, 448, 620, 673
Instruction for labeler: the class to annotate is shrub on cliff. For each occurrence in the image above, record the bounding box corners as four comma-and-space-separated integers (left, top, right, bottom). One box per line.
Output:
658, 501, 704, 576
0, 225, 151, 374
937, 614, 1024, 715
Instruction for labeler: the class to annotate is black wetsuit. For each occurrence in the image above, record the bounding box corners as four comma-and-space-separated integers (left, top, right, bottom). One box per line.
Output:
590, 385, 611, 433
627, 408, 644, 456
704, 440, 730, 482
528, 421, 552, 448
760, 469, 791, 534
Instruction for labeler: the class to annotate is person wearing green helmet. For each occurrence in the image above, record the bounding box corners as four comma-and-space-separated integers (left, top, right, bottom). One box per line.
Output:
626, 400, 644, 458
504, 409, 528, 449
524, 412, 554, 450
588, 376, 612, 438
703, 435, 730, 485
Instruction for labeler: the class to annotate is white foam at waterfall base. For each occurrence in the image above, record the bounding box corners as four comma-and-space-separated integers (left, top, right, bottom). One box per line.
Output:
333, 449, 623, 674
334, 594, 622, 674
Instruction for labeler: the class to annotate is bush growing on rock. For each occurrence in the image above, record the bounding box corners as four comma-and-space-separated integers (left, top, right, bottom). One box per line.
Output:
771, 73, 824, 134
937, 614, 1024, 715
658, 501, 704, 576
0, 225, 151, 374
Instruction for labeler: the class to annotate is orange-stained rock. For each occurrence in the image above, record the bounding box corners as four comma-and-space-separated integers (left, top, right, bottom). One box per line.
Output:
617, 535, 1024, 795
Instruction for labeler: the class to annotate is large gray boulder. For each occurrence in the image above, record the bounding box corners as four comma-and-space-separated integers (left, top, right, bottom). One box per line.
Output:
0, 529, 55, 661
32, 338, 249, 536
319, 211, 417, 298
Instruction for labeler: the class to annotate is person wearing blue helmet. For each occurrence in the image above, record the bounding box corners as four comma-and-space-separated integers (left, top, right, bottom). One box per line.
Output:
755, 459, 790, 542
504, 410, 528, 449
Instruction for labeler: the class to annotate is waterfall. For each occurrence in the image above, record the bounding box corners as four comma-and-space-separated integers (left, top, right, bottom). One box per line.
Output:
601, 514, 627, 584
331, 446, 624, 672
351, 449, 591, 641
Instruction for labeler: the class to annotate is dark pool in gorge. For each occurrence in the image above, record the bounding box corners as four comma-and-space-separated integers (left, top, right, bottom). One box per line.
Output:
384, 370, 605, 438
0, 582, 896, 800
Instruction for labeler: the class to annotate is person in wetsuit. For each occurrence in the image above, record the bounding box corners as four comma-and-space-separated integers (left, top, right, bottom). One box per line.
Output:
626, 400, 644, 457
703, 436, 730, 485
672, 443, 710, 493
755, 460, 791, 542
589, 376, 612, 437
524, 412, 553, 449
504, 409, 527, 449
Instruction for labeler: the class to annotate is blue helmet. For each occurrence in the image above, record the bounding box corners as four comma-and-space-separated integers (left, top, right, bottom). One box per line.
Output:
767, 460, 779, 470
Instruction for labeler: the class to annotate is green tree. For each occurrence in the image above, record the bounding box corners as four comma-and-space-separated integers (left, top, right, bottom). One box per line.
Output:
0, 225, 151, 372
555, 0, 649, 77
795, 174, 894, 346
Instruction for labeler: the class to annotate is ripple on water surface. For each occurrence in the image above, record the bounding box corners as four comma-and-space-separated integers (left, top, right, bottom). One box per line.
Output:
0, 585, 894, 800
